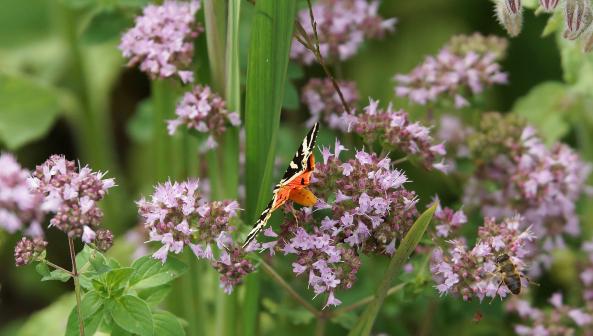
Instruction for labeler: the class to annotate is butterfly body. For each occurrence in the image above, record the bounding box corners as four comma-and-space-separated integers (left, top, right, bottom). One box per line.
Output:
243, 123, 319, 248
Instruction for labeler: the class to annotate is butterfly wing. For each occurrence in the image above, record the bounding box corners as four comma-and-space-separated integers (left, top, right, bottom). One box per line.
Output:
242, 123, 319, 249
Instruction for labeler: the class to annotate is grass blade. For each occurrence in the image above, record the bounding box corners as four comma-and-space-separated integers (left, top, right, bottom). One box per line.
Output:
243, 1, 297, 335
348, 202, 438, 336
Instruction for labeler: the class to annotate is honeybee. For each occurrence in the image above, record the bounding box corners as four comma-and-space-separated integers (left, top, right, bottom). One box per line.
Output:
494, 253, 523, 295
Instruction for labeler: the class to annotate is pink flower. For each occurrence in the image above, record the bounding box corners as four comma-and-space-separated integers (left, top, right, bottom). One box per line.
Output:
301, 78, 359, 131
29, 155, 115, 240
291, 0, 396, 64
119, 1, 202, 82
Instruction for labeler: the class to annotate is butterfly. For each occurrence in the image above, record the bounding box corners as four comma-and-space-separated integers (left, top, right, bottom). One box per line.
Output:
242, 122, 320, 248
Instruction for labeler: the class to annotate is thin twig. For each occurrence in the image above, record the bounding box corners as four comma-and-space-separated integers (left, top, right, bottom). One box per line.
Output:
68, 237, 85, 336
43, 259, 74, 276
392, 156, 409, 165
259, 260, 321, 318
329, 283, 406, 318
297, 0, 353, 114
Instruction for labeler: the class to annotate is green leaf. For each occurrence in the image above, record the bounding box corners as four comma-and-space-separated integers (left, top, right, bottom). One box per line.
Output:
103, 267, 135, 290
41, 269, 72, 282
137, 284, 172, 306
153, 311, 185, 336
80, 291, 104, 320
349, 203, 437, 336
82, 10, 132, 45
127, 98, 154, 143
129, 256, 188, 289
110, 295, 154, 336
542, 10, 563, 37
17, 294, 75, 336
243, 1, 296, 336
65, 304, 103, 336
0, 73, 61, 149
35, 263, 51, 278
513, 81, 571, 144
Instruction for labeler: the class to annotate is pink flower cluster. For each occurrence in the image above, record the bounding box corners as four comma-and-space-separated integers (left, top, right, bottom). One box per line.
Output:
465, 122, 591, 260
119, 0, 202, 83
394, 36, 508, 108
28, 155, 115, 241
350, 99, 449, 171
14, 236, 47, 267
430, 198, 467, 238
431, 216, 535, 301
508, 293, 593, 335
0, 153, 44, 236
259, 141, 419, 306
291, 0, 396, 64
301, 78, 359, 131
137, 179, 251, 293
168, 85, 241, 151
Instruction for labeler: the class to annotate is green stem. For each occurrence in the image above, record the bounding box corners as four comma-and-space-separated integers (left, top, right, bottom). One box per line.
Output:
150, 79, 175, 183
42, 259, 74, 276
182, 251, 203, 336
68, 237, 84, 336
349, 204, 437, 336
314, 317, 327, 336
330, 283, 406, 318
260, 260, 321, 317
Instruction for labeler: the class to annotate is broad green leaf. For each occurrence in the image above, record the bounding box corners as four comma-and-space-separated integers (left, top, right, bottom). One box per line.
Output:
512, 81, 571, 144
65, 304, 103, 336
349, 203, 437, 336
110, 295, 154, 336
129, 256, 188, 289
0, 73, 61, 149
82, 10, 132, 45
243, 1, 296, 335
137, 284, 172, 306
153, 311, 185, 336
80, 291, 104, 320
103, 267, 134, 290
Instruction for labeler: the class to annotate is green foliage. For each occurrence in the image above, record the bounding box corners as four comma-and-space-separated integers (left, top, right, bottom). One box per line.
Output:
0, 73, 62, 149
82, 10, 133, 45
350, 203, 437, 336
513, 81, 571, 144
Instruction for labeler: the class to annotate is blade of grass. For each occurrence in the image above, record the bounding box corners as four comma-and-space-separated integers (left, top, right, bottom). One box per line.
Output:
204, 0, 227, 93
243, 1, 297, 335
348, 203, 438, 336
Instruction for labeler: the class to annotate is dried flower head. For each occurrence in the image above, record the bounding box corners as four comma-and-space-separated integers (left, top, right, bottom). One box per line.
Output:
564, 0, 593, 40
351, 99, 449, 171
0, 153, 44, 236
540, 0, 560, 12
14, 236, 47, 267
119, 0, 202, 83
394, 34, 508, 109
431, 216, 535, 302
28, 155, 115, 240
167, 85, 240, 151
95, 229, 114, 252
291, 0, 396, 64
301, 78, 359, 131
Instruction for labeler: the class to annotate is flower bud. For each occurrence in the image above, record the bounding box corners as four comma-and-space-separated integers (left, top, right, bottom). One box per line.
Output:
505, 0, 522, 14
564, 0, 593, 40
539, 0, 560, 12
95, 229, 114, 252
495, 0, 523, 37
14, 237, 47, 267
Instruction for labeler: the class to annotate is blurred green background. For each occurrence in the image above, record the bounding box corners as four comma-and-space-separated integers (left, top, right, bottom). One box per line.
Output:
0, 0, 565, 335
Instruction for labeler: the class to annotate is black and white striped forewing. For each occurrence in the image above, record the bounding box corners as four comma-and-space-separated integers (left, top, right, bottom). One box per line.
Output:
278, 122, 319, 186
